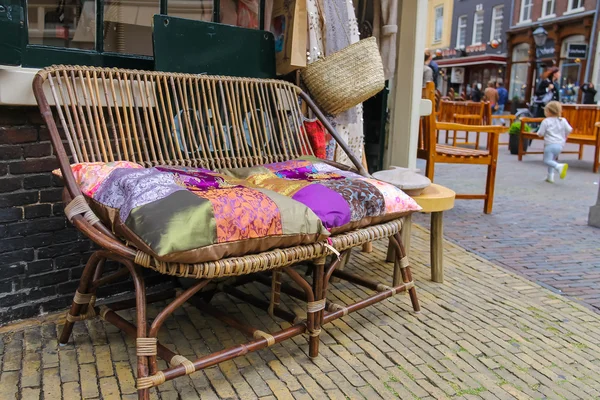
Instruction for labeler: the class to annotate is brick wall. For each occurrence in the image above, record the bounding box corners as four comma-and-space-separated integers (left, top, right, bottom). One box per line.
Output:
0, 106, 167, 325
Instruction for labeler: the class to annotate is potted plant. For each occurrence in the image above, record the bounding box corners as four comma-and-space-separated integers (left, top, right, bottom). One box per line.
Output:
508, 118, 530, 155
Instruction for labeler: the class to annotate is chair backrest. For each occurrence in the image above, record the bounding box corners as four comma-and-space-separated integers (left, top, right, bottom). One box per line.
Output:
418, 82, 437, 153
33, 65, 314, 171
561, 104, 600, 138
438, 100, 492, 125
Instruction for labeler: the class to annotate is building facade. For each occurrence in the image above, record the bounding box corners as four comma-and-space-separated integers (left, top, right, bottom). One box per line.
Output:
435, 0, 512, 97
506, 0, 598, 105
426, 0, 455, 51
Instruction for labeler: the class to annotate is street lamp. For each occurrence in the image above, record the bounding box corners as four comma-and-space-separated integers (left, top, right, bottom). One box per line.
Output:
533, 26, 548, 47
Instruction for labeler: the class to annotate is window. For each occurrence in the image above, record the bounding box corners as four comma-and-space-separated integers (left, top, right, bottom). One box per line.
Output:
520, 0, 532, 22
434, 6, 444, 43
456, 15, 467, 48
490, 6, 503, 41
509, 43, 530, 102
472, 11, 484, 45
2, 0, 262, 69
568, 0, 584, 11
542, 0, 556, 17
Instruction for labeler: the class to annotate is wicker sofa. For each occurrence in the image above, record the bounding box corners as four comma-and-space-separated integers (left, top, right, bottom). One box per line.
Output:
33, 65, 421, 399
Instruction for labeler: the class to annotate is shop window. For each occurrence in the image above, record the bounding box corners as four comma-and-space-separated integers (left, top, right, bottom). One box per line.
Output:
519, 0, 532, 23
509, 43, 530, 102
456, 15, 467, 49
490, 6, 503, 41
4, 0, 263, 68
471, 11, 484, 45
560, 62, 580, 103
434, 5, 443, 43
541, 0, 556, 18
568, 0, 584, 12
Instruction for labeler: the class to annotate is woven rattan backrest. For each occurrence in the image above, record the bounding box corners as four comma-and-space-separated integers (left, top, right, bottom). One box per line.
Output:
38, 65, 313, 169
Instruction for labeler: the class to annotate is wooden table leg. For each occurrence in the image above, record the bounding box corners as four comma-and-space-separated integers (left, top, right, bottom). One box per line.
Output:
387, 214, 412, 262
430, 211, 444, 283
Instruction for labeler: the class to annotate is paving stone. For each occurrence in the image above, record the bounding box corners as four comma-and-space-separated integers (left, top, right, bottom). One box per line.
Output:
42, 367, 62, 399
79, 363, 99, 398
2, 228, 600, 399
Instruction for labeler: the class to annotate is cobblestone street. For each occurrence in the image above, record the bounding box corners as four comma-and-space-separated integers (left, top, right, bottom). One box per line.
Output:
416, 133, 600, 312
2, 228, 600, 399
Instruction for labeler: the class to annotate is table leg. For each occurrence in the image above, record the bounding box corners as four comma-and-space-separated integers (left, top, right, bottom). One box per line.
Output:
431, 211, 444, 283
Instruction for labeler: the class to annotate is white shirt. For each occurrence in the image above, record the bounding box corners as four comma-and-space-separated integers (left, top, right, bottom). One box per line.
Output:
537, 117, 573, 146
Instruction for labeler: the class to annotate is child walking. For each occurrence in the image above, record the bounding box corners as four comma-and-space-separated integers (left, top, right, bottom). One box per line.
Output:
537, 101, 572, 183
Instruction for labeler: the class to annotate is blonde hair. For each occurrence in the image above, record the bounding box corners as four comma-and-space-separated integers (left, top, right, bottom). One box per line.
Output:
544, 101, 562, 117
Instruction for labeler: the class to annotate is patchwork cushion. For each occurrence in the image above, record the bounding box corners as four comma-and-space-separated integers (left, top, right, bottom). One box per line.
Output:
54, 162, 329, 264
219, 157, 421, 234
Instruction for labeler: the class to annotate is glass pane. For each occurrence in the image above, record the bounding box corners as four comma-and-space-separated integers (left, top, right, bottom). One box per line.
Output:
509, 63, 528, 101
220, 0, 260, 29
168, 0, 213, 22
560, 63, 580, 104
512, 44, 529, 62
103, 0, 158, 56
28, 0, 95, 49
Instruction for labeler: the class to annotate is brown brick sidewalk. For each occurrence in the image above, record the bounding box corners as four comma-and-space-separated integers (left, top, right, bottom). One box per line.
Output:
2, 225, 600, 399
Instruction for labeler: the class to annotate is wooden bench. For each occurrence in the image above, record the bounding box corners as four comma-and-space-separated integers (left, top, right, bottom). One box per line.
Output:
33, 65, 420, 398
519, 105, 600, 172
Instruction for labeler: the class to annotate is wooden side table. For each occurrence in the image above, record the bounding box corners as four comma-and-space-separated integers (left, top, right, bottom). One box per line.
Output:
386, 184, 455, 283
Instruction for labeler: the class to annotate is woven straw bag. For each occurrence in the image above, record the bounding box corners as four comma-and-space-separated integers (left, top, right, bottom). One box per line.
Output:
301, 37, 385, 116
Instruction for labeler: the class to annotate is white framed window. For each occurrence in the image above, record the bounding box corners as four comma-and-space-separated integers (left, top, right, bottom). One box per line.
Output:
490, 6, 503, 41
567, 0, 584, 12
520, 0, 532, 22
456, 15, 468, 48
472, 11, 484, 45
542, 0, 556, 17
434, 6, 444, 43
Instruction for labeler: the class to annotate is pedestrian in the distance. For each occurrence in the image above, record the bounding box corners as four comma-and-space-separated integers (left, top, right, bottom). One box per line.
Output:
423, 52, 433, 88
581, 82, 597, 104
536, 101, 572, 183
471, 83, 482, 102
495, 80, 508, 125
534, 67, 560, 117
484, 81, 498, 110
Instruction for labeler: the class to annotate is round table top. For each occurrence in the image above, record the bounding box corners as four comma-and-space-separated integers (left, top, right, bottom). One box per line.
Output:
411, 184, 455, 213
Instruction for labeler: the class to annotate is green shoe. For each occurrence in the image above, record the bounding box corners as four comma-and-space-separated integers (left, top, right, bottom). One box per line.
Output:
559, 163, 568, 179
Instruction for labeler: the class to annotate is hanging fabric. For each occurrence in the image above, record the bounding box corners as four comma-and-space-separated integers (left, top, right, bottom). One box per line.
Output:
372, 0, 398, 80
306, 0, 365, 166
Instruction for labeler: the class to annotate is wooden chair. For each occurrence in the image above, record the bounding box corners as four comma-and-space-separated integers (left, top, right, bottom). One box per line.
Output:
438, 99, 492, 148
418, 82, 505, 214
519, 104, 600, 172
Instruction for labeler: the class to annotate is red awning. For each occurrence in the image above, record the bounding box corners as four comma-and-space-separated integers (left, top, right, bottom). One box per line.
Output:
436, 55, 507, 68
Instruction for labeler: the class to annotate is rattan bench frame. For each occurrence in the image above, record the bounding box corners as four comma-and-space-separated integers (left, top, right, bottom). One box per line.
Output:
33, 65, 419, 399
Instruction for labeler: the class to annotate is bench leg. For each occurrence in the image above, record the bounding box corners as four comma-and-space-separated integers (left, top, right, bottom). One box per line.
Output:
387, 214, 412, 263
579, 144, 584, 160
391, 233, 420, 312
430, 212, 444, 283
59, 251, 104, 345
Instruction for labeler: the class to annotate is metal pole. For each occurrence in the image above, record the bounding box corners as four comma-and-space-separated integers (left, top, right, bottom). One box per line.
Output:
589, 183, 600, 228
